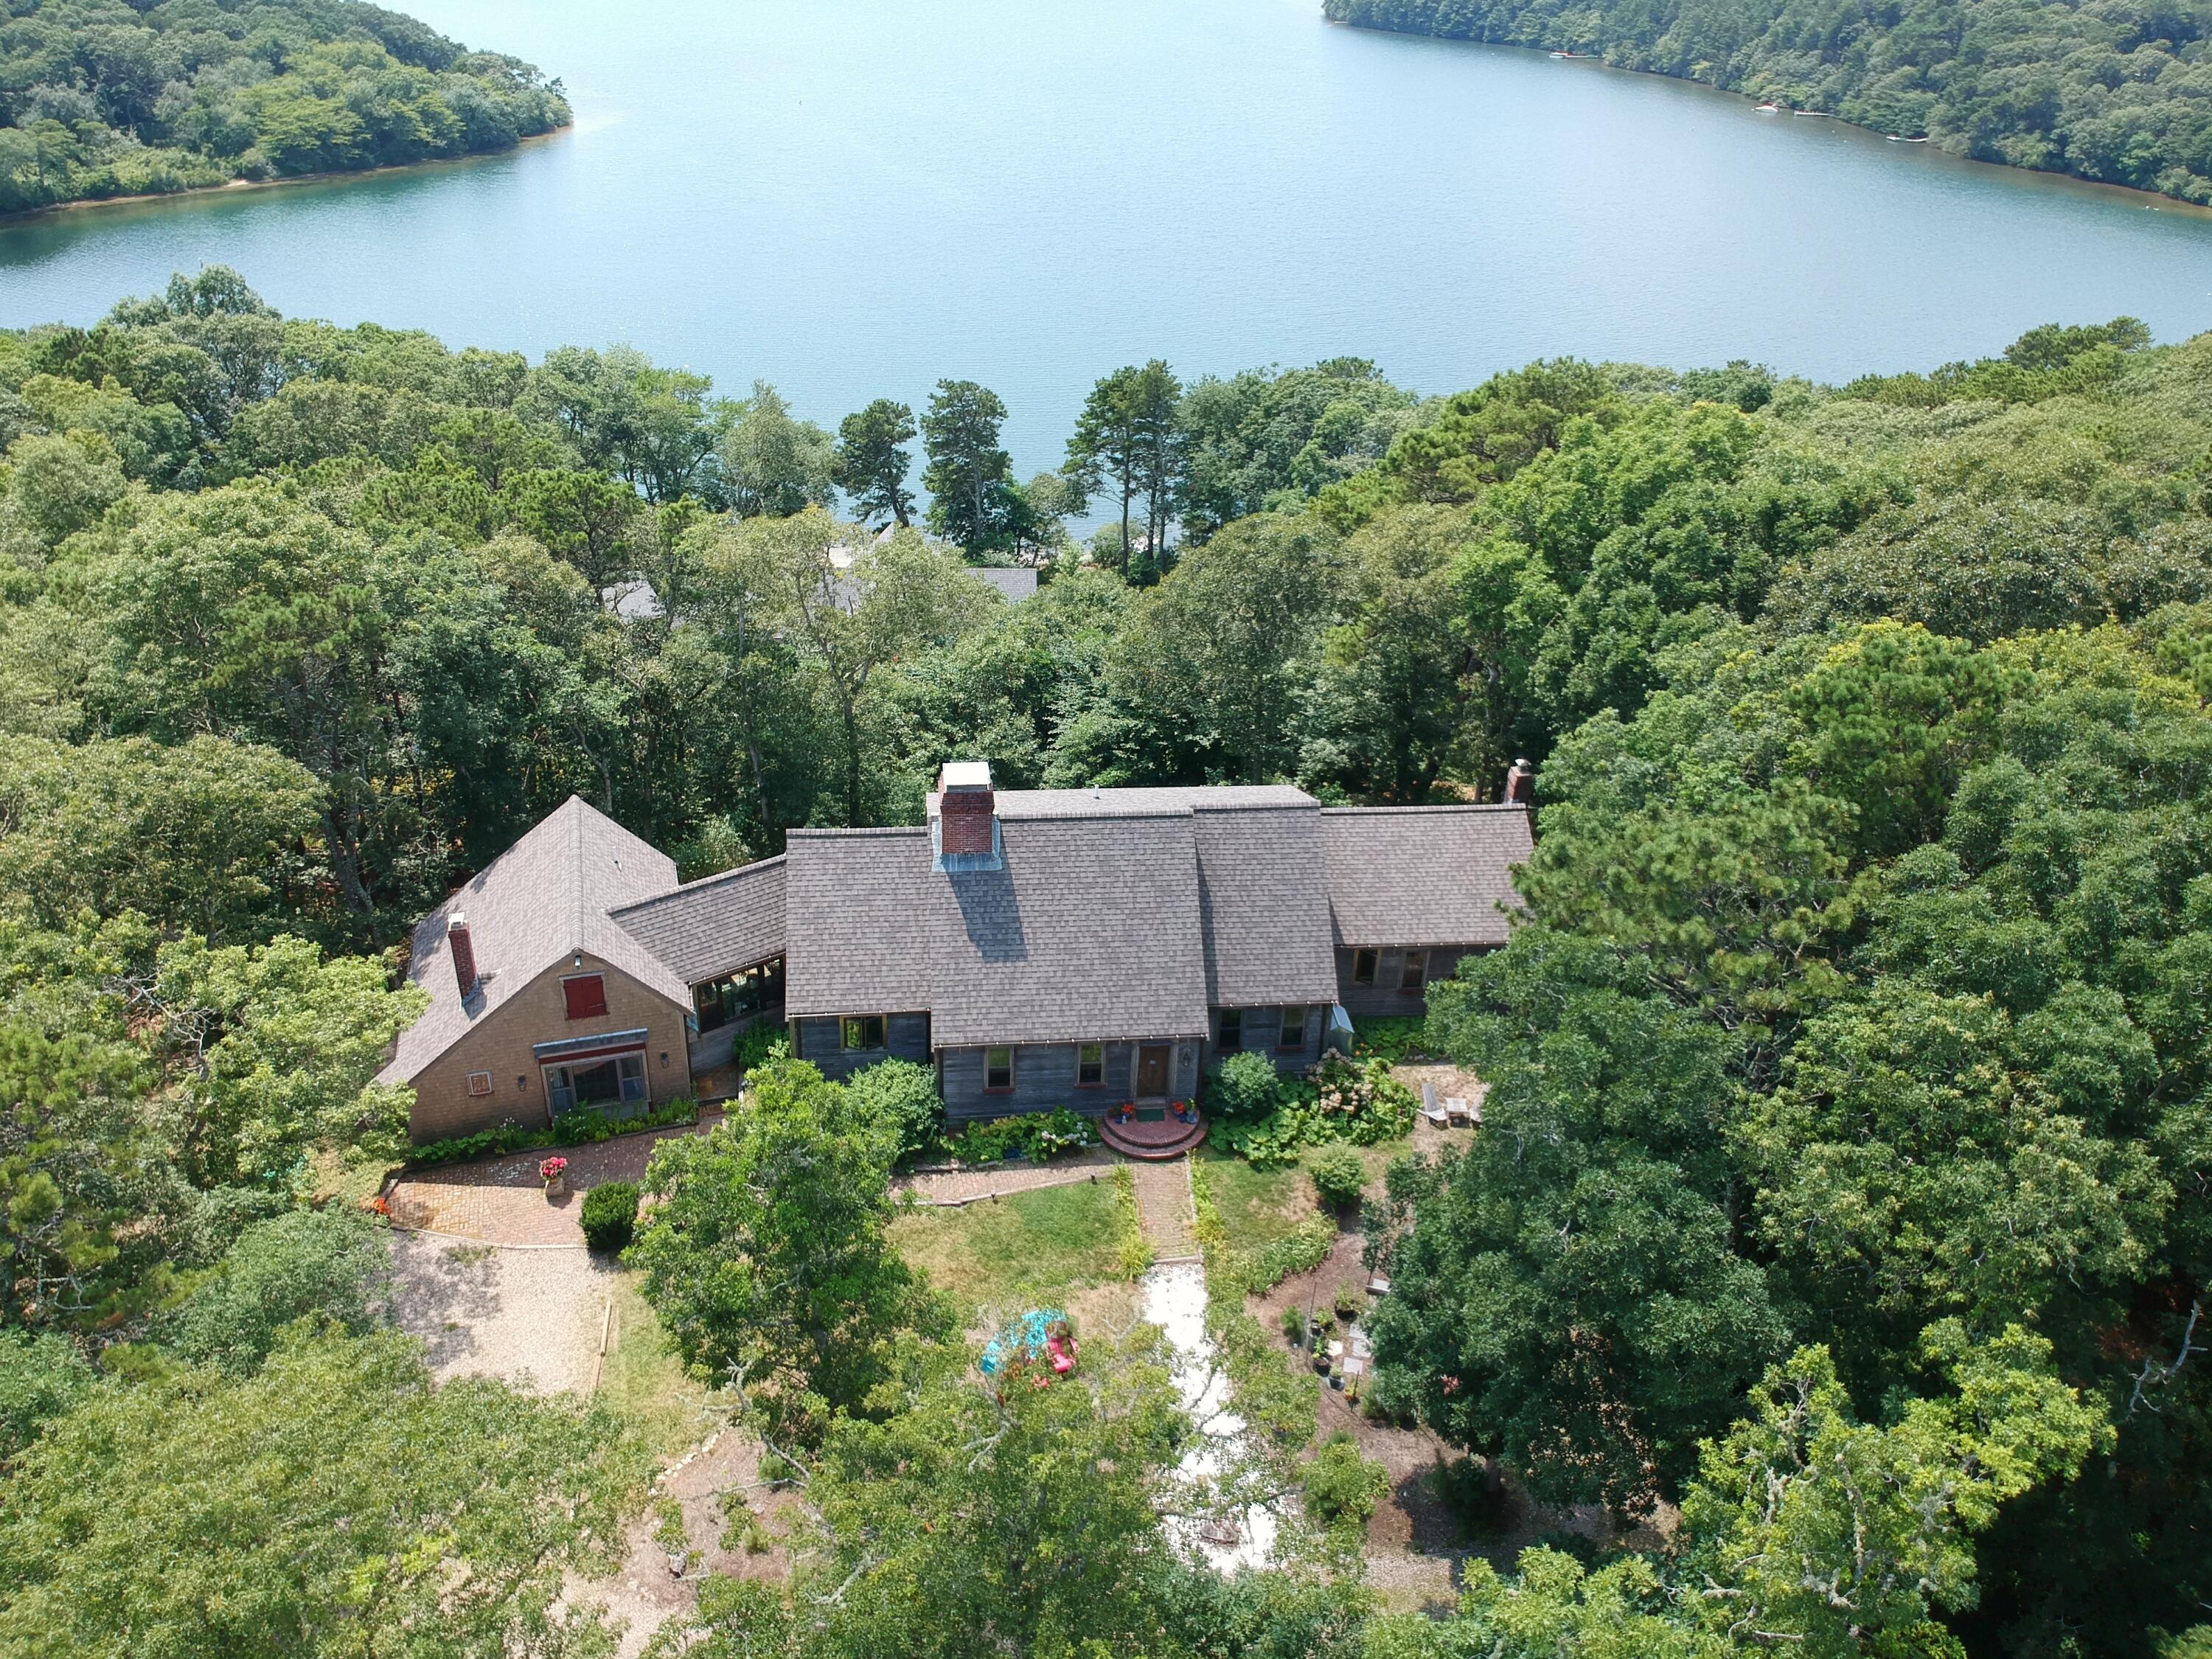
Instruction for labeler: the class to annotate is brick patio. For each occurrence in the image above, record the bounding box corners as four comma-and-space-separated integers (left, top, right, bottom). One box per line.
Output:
386, 1111, 722, 1245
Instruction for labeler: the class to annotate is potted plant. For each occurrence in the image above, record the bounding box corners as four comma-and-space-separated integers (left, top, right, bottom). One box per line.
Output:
540, 1155, 568, 1197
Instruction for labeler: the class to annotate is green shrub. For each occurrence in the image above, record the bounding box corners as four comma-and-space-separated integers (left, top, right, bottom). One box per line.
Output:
1305, 1144, 1366, 1208
1350, 1016, 1431, 1062
946, 1117, 1026, 1164
1021, 1107, 1095, 1160
0, 1331, 93, 1464
1234, 1215, 1337, 1292
1302, 1433, 1391, 1531
731, 1024, 788, 1078
1279, 1304, 1307, 1343
165, 1209, 392, 1376
1206, 1051, 1282, 1121
848, 1059, 944, 1161
580, 1181, 640, 1253
411, 1099, 698, 1167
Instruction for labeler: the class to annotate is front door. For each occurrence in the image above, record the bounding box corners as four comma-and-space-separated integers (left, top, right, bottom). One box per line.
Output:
1135, 1043, 1171, 1097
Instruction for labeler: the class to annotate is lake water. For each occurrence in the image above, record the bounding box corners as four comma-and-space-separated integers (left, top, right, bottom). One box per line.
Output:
5, 0, 2212, 476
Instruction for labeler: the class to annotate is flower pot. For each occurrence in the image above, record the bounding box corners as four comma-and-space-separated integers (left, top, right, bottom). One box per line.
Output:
544, 1176, 565, 1197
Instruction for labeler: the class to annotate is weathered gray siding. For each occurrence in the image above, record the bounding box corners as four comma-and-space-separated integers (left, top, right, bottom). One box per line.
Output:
791, 1011, 930, 1081
1335, 947, 1472, 1020
1204, 1004, 1326, 1076
941, 1038, 1195, 1121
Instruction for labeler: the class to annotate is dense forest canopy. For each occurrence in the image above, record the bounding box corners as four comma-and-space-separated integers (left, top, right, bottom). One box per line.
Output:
1324, 0, 2212, 204
0, 269, 2208, 1655
0, 0, 570, 215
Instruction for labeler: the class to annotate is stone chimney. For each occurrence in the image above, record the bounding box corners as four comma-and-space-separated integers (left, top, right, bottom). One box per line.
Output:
1503, 759, 1534, 805
936, 760, 997, 857
448, 914, 479, 1001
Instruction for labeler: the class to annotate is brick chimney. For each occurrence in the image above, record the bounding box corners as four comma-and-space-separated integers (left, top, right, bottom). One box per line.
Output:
448, 914, 479, 1001
936, 761, 996, 857
1503, 759, 1534, 805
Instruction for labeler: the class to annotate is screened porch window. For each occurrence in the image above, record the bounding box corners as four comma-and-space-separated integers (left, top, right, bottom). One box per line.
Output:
695, 959, 785, 1032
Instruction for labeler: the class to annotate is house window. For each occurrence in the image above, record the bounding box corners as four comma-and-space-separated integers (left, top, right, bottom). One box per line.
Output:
1219, 1009, 1243, 1051
563, 973, 609, 1020
466, 1070, 493, 1096
1278, 1007, 1309, 1051
1352, 950, 1378, 986
546, 1053, 646, 1115
1077, 1043, 1105, 1088
1399, 950, 1427, 994
841, 1015, 886, 1052
985, 1047, 1015, 1091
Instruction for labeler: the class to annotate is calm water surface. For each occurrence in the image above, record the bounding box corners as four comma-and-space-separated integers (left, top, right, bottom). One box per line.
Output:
4, 0, 2211, 473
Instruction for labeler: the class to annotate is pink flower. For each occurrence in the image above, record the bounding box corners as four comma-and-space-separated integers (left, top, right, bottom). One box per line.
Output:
540, 1155, 568, 1180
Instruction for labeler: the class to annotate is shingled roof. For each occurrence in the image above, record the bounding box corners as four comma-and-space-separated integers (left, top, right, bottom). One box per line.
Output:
610, 856, 786, 985
1192, 804, 1339, 1008
784, 829, 935, 1018
1321, 805, 1533, 949
925, 812, 1211, 1047
376, 797, 685, 1086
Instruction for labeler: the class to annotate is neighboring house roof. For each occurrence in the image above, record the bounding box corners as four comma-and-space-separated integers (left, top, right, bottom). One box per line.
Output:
376, 797, 684, 1086
609, 855, 786, 985
969, 567, 1038, 602
1192, 804, 1340, 1009
784, 829, 936, 1018
1321, 805, 1534, 948
996, 785, 1313, 819
925, 811, 1211, 1048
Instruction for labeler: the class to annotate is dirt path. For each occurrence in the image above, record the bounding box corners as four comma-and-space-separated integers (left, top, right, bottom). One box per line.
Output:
1130, 1156, 1198, 1259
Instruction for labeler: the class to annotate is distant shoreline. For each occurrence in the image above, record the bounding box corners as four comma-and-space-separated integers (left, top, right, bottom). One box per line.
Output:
0, 124, 572, 229
1325, 18, 2212, 220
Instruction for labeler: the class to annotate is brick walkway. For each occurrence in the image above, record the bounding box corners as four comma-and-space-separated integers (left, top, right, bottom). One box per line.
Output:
894, 1145, 1118, 1206
1130, 1156, 1198, 1260
386, 1113, 721, 1246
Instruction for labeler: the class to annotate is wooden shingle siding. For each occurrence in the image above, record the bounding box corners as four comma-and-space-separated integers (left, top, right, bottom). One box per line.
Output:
1205, 1004, 1326, 1076
793, 1011, 930, 1081
1335, 947, 1474, 1019
942, 1039, 1161, 1121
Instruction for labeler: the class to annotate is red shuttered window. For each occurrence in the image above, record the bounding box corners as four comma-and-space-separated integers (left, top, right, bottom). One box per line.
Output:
563, 973, 609, 1020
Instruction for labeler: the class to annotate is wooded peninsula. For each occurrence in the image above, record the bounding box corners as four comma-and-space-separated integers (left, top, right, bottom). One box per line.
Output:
0, 266, 2206, 1657
0, 0, 570, 216
1327, 0, 2212, 205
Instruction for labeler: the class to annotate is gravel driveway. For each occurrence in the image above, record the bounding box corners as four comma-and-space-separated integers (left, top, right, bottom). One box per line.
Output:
392, 1231, 619, 1395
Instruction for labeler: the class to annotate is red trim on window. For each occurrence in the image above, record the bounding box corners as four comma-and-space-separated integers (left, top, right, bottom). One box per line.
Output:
540, 1039, 647, 1066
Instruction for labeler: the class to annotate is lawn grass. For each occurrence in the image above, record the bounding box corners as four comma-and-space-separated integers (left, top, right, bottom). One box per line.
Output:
1194, 1147, 1316, 1258
595, 1271, 716, 1456
890, 1178, 1127, 1321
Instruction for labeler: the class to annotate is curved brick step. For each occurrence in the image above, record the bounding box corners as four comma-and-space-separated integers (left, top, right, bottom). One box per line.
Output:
1100, 1113, 1206, 1161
